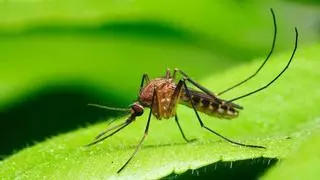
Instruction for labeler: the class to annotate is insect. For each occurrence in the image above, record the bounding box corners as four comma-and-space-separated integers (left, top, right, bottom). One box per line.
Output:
86, 8, 299, 173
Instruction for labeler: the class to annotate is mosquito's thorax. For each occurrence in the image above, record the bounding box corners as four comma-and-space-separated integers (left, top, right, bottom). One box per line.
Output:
139, 78, 177, 119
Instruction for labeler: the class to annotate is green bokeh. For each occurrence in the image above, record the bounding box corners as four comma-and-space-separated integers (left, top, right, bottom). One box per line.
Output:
0, 0, 319, 178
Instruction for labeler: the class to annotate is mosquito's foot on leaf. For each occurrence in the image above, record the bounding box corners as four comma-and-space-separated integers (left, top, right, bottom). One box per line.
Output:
185, 138, 197, 143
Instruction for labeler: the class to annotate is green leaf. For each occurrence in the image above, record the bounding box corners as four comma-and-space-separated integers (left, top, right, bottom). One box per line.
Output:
262, 131, 320, 180
1, 42, 319, 179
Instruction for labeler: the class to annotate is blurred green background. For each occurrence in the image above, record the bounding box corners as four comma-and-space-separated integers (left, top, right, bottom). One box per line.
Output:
0, 0, 319, 160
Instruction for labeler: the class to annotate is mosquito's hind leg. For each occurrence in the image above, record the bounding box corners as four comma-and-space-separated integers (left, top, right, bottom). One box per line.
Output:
218, 8, 277, 96
180, 78, 266, 149
227, 27, 298, 102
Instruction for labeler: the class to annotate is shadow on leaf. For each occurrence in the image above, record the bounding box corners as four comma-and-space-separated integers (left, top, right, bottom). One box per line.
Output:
163, 157, 278, 180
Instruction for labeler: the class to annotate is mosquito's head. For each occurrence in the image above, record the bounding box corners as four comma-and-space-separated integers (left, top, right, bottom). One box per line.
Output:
130, 102, 144, 116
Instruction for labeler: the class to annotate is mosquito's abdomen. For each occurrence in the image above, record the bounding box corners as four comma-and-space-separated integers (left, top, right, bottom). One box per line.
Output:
179, 90, 239, 119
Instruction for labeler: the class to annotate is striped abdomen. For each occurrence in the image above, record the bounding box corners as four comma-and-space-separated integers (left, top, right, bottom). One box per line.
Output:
179, 90, 240, 119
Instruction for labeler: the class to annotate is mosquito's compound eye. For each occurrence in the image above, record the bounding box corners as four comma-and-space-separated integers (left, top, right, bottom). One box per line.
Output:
131, 103, 144, 116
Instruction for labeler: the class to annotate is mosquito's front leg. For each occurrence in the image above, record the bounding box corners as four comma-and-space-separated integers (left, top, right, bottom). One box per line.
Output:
117, 86, 156, 173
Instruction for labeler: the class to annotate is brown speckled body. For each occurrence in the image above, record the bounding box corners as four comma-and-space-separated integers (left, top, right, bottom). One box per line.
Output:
139, 78, 177, 119
139, 77, 240, 120
179, 90, 239, 119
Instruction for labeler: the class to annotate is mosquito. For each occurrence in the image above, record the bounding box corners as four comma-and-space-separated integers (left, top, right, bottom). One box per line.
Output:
86, 8, 299, 173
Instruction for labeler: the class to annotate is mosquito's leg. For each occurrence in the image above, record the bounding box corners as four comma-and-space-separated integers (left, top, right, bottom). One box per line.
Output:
175, 114, 196, 143
117, 87, 156, 173
181, 78, 266, 149
218, 8, 277, 96
165, 68, 171, 79
172, 68, 178, 81
168, 78, 183, 114
166, 79, 195, 142
228, 27, 298, 102
139, 73, 150, 93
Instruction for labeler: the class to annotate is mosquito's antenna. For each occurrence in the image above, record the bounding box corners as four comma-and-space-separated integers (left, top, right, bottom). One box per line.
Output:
87, 103, 131, 112
228, 27, 298, 102
218, 8, 277, 96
